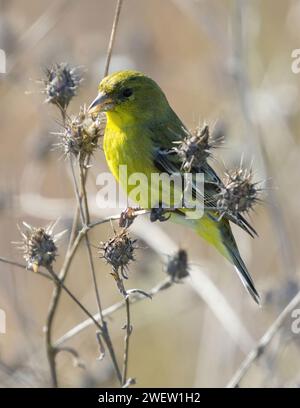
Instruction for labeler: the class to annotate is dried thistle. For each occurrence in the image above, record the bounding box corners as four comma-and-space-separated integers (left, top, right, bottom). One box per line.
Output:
14, 222, 65, 272
216, 166, 260, 216
165, 249, 189, 281
42, 63, 82, 109
58, 106, 104, 160
99, 230, 137, 279
173, 124, 223, 171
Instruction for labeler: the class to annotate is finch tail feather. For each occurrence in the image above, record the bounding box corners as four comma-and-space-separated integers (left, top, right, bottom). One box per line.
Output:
173, 211, 260, 304
222, 234, 261, 305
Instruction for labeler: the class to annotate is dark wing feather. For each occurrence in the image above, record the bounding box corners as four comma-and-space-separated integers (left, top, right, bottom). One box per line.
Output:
149, 119, 257, 237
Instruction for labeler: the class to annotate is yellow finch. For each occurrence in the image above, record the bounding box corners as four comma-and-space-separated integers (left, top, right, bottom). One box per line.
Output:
89, 70, 260, 304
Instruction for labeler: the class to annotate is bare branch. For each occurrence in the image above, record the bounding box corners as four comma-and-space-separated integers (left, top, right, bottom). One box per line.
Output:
227, 289, 300, 388
0, 256, 51, 280
55, 277, 175, 347
103, 0, 124, 77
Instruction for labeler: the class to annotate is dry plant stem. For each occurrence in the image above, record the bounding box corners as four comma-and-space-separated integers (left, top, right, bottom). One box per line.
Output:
46, 266, 104, 329
70, 158, 102, 315
44, 107, 78, 388
45, 283, 59, 387
79, 162, 90, 224
1, 250, 171, 379
0, 257, 106, 331
104, 0, 124, 77
78, 161, 103, 320
227, 289, 300, 388
46, 265, 120, 384
44, 193, 80, 388
122, 296, 131, 385
70, 159, 122, 384
44, 111, 89, 387
70, 158, 104, 322
0, 256, 51, 280
113, 275, 132, 385
55, 277, 173, 347
79, 168, 122, 384
27, 0, 125, 388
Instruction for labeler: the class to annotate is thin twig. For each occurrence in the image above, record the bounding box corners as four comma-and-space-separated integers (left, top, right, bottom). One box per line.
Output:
45, 283, 59, 387
103, 0, 124, 77
55, 277, 172, 347
70, 157, 122, 383
227, 289, 300, 388
0, 256, 51, 280
0, 257, 107, 331
44, 214, 80, 387
122, 296, 131, 385
46, 266, 104, 328
44, 106, 72, 387
78, 160, 103, 323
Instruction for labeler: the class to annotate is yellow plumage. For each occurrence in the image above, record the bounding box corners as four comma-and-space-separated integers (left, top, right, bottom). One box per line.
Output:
89, 70, 260, 303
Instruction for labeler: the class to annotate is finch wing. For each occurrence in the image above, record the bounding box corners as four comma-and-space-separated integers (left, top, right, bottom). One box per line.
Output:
148, 116, 257, 237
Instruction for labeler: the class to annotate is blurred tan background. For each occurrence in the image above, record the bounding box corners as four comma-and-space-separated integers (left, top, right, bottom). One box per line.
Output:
1, 0, 300, 388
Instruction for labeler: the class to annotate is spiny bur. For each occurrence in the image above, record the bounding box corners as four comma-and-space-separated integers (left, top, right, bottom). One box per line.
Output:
59, 106, 104, 160
42, 63, 82, 110
14, 222, 65, 272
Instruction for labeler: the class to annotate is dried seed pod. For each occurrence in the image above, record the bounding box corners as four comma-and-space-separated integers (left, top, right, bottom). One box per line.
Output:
217, 167, 259, 216
42, 63, 82, 109
14, 222, 65, 272
100, 230, 137, 279
173, 124, 223, 171
58, 106, 104, 159
165, 249, 189, 281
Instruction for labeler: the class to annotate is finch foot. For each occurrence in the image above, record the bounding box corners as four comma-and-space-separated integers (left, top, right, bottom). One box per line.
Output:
150, 207, 171, 223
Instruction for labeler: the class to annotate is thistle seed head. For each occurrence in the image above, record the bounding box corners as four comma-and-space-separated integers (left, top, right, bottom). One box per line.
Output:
42, 63, 82, 109
217, 167, 259, 216
165, 249, 189, 281
15, 222, 64, 271
59, 106, 104, 160
173, 124, 223, 172
100, 230, 137, 278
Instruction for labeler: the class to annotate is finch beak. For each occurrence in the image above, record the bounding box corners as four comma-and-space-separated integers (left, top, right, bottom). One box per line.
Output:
88, 92, 114, 114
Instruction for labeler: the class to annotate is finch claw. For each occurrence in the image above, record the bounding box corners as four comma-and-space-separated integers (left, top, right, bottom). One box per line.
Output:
150, 208, 171, 222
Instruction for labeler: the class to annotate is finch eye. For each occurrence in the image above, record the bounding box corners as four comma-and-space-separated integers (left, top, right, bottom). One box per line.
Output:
122, 88, 133, 98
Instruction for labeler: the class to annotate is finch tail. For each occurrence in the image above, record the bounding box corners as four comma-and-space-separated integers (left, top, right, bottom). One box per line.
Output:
221, 223, 261, 305
172, 211, 260, 304
228, 247, 260, 305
